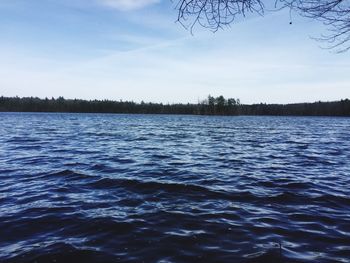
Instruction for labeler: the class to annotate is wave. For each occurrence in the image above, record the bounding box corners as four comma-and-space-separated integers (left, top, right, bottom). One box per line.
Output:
1, 114, 350, 263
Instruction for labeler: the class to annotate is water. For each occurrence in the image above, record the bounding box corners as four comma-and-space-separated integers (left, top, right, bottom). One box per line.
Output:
0, 113, 349, 263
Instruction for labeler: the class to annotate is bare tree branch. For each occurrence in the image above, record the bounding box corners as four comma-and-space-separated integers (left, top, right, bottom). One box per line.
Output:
175, 0, 350, 52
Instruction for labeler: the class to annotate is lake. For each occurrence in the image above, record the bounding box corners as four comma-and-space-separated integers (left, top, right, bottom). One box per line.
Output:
0, 113, 349, 262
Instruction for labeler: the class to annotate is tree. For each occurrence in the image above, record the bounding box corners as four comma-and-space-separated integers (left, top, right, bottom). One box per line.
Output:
175, 0, 350, 52
215, 95, 226, 114
208, 94, 215, 112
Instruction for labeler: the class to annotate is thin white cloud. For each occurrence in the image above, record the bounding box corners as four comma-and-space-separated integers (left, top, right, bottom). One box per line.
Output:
98, 0, 160, 11
1, 6, 349, 104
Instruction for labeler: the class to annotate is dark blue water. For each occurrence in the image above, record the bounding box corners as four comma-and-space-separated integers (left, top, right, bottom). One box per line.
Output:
0, 113, 349, 263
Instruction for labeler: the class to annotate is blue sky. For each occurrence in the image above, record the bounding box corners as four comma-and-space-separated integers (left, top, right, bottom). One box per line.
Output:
0, 0, 349, 104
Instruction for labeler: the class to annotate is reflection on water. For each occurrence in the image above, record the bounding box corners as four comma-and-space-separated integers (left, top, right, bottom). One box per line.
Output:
0, 113, 349, 262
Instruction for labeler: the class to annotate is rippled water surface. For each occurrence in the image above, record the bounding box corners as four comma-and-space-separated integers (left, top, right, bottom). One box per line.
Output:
1, 113, 350, 263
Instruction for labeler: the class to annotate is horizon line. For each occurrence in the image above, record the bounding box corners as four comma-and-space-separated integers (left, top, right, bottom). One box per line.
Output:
1, 95, 349, 106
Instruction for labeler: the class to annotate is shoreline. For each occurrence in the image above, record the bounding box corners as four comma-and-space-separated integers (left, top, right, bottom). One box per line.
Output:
1, 96, 349, 117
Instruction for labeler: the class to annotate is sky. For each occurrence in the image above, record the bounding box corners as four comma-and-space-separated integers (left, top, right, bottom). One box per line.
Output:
0, 0, 349, 104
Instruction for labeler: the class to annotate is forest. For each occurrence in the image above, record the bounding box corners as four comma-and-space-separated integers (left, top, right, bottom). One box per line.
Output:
0, 96, 349, 116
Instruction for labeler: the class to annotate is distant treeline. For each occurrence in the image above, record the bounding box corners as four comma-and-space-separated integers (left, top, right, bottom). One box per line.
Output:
0, 96, 349, 116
